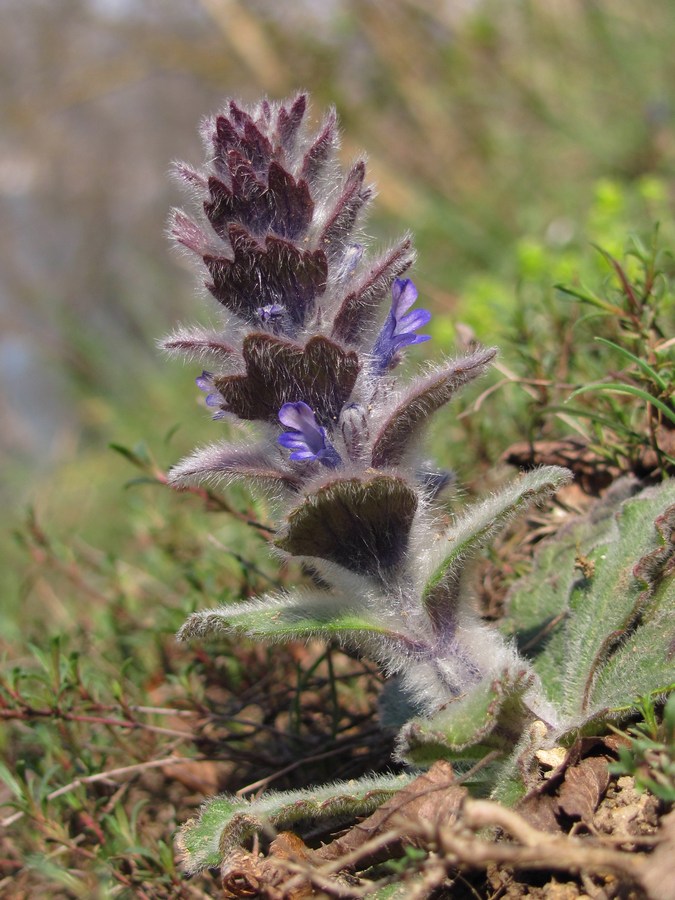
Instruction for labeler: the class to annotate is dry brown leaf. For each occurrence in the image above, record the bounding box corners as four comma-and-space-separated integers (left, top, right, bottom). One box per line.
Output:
221, 847, 268, 898
518, 736, 623, 833
221, 836, 319, 900
316, 759, 466, 864
516, 791, 562, 835
556, 756, 610, 824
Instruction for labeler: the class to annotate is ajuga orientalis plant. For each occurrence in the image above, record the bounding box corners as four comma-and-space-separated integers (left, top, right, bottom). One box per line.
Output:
161, 95, 674, 874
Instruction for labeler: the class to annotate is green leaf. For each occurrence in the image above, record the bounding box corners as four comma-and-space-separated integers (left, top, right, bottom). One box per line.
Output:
421, 466, 571, 630
176, 773, 413, 874
123, 476, 163, 490
544, 405, 641, 437
505, 479, 675, 728
554, 283, 623, 315
567, 383, 675, 426
0, 761, 24, 799
396, 669, 535, 767
594, 337, 669, 393
109, 441, 153, 470
177, 590, 414, 656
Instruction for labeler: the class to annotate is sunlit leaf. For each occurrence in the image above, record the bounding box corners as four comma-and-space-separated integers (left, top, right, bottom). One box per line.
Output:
177, 773, 413, 874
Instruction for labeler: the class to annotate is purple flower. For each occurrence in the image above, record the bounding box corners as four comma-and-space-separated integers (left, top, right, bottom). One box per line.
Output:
278, 401, 342, 468
257, 303, 285, 323
196, 370, 226, 419
371, 278, 431, 374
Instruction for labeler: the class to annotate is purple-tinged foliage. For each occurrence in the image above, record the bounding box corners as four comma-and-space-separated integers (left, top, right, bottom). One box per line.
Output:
278, 402, 341, 468
159, 97, 675, 871
204, 225, 327, 329
319, 160, 372, 260
331, 240, 415, 344
170, 441, 302, 493
370, 347, 497, 468
275, 475, 419, 577
300, 108, 338, 185
204, 161, 314, 242
210, 333, 360, 425
162, 325, 236, 362
166, 95, 572, 776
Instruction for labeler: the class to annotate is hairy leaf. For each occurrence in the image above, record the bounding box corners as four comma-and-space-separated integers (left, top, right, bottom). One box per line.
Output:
421, 466, 572, 631
170, 210, 213, 255
319, 160, 372, 258
275, 475, 418, 576
177, 773, 413, 874
206, 224, 327, 326
300, 108, 338, 185
168, 442, 301, 491
505, 479, 675, 727
213, 333, 359, 425
275, 92, 307, 153
331, 239, 415, 343
160, 325, 237, 362
204, 163, 268, 238
370, 349, 498, 468
211, 102, 273, 176
397, 670, 535, 766
177, 589, 407, 648
266, 161, 314, 239
316, 761, 464, 863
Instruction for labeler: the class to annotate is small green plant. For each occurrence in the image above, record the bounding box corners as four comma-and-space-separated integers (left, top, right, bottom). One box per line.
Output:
609, 694, 675, 805
159, 95, 675, 880
558, 235, 675, 477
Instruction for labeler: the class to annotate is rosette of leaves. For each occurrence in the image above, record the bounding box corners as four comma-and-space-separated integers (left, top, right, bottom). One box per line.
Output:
397, 477, 675, 804
164, 95, 572, 874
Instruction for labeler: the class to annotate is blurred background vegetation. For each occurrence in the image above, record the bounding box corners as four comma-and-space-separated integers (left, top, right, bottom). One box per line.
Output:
1, 1, 674, 892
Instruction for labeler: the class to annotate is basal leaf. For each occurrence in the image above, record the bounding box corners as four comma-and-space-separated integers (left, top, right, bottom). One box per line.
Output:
396, 669, 535, 767
505, 479, 675, 730
177, 773, 413, 874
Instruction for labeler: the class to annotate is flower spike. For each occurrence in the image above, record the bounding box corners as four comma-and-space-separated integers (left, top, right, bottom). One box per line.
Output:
166, 97, 573, 842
